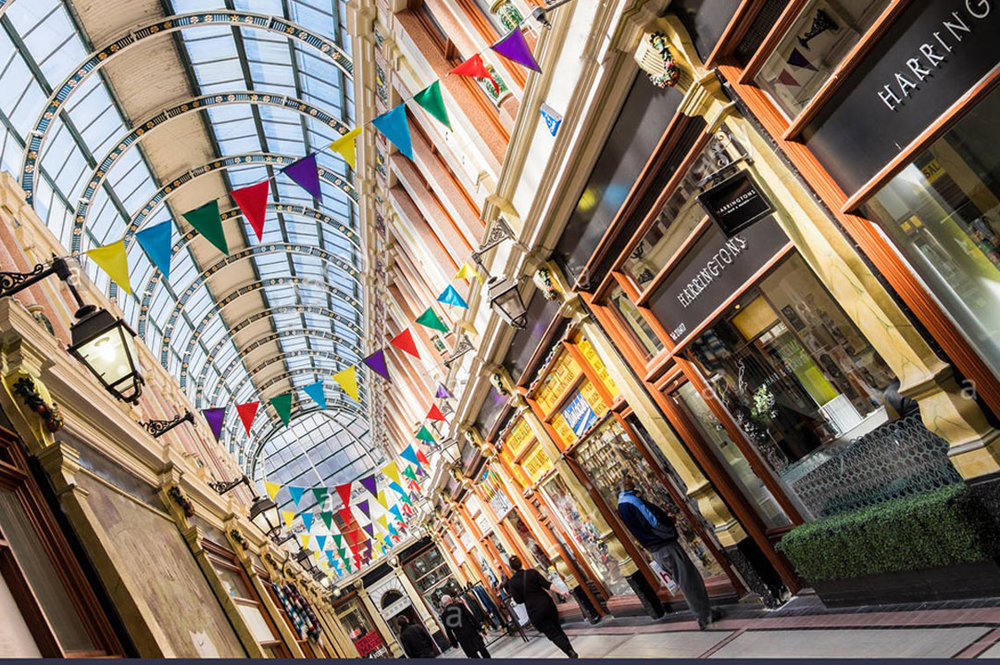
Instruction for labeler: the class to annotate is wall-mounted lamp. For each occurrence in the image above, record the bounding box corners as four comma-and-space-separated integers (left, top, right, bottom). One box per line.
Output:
0, 256, 145, 404
141, 410, 195, 438
487, 274, 527, 329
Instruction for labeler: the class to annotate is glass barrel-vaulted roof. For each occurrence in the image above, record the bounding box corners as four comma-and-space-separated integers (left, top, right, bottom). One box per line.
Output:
0, 0, 375, 498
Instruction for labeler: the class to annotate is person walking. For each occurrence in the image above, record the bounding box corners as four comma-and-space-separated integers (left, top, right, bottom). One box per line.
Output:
440, 594, 490, 658
397, 615, 437, 658
507, 556, 578, 658
617, 477, 723, 629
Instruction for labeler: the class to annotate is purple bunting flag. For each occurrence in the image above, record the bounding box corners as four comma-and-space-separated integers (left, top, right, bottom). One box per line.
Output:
436, 384, 452, 399
787, 48, 817, 71
360, 475, 378, 497
491, 28, 541, 72
362, 349, 390, 380
203, 408, 226, 441
281, 153, 322, 201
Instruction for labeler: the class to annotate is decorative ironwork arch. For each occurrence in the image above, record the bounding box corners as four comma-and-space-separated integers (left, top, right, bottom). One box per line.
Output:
202, 336, 364, 407
135, 203, 362, 320
71, 92, 352, 253
22, 10, 352, 203
157, 245, 362, 366
179, 304, 362, 390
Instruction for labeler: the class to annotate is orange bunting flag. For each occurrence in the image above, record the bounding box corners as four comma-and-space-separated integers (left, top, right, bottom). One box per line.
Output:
390, 329, 420, 359
449, 54, 499, 95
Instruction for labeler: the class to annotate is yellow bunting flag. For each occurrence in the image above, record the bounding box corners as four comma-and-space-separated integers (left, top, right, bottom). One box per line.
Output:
282, 511, 296, 529
377, 515, 389, 532
333, 366, 359, 402
300, 534, 311, 549
377, 489, 389, 510
382, 461, 402, 486
264, 481, 281, 501
314, 550, 321, 562
86, 240, 132, 294
455, 261, 482, 282
330, 127, 362, 170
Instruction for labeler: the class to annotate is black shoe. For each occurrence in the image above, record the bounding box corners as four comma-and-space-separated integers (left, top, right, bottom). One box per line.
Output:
711, 608, 725, 623
567, 650, 579, 658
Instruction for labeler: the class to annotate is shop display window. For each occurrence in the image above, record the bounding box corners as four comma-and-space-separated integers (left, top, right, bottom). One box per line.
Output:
480, 469, 514, 518
754, 0, 890, 119
673, 383, 791, 529
520, 444, 554, 485
336, 598, 387, 658
572, 418, 723, 579
683, 253, 897, 519
621, 126, 746, 292
540, 476, 631, 597
576, 337, 618, 396
609, 284, 664, 358
534, 351, 582, 414
862, 86, 1000, 381
505, 512, 551, 568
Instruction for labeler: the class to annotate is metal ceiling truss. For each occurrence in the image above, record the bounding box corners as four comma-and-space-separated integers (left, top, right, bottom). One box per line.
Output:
180, 304, 363, 390
22, 9, 353, 204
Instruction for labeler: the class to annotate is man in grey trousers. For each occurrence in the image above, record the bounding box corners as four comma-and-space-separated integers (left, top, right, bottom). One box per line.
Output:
617, 477, 723, 629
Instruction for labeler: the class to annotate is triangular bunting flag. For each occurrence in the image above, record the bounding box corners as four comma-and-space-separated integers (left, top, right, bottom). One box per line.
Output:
388, 523, 399, 537
382, 462, 402, 486
336, 484, 352, 507
371, 104, 413, 160
415, 465, 426, 477
232, 181, 269, 242
303, 381, 326, 409
333, 366, 359, 402
413, 81, 451, 130
360, 475, 378, 498
301, 513, 314, 532
320, 511, 334, 530
183, 200, 228, 256
356, 500, 370, 518
236, 401, 259, 435
399, 491, 413, 505
416, 426, 436, 443
282, 153, 323, 201
776, 69, 799, 86
312, 487, 329, 506
269, 393, 293, 426
326, 551, 335, 566
400, 445, 420, 467
436, 384, 452, 399
282, 511, 296, 529
491, 28, 541, 72
135, 221, 172, 280
86, 240, 132, 294
363, 524, 374, 538
377, 515, 389, 531
437, 284, 469, 309
330, 127, 362, 170
390, 505, 404, 522
362, 350, 390, 380
264, 481, 281, 501
338, 506, 352, 524
389, 481, 407, 497
415, 307, 449, 333
427, 404, 447, 422
202, 408, 225, 441
315, 535, 327, 551
449, 53, 499, 94
376, 490, 389, 510
402, 466, 418, 482
455, 262, 482, 283
416, 449, 431, 466
300, 534, 311, 549
333, 534, 343, 548
390, 329, 420, 358
288, 486, 306, 506
788, 48, 817, 71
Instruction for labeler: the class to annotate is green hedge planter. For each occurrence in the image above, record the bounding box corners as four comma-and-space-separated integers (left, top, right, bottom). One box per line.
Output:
777, 484, 1000, 606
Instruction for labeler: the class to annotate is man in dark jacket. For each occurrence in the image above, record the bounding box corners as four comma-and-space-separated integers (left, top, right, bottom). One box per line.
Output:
397, 615, 437, 659
618, 477, 722, 629
440, 594, 490, 658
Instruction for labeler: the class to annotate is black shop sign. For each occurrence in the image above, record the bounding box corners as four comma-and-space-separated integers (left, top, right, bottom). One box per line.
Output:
803, 0, 1000, 197
647, 215, 790, 345
697, 171, 775, 237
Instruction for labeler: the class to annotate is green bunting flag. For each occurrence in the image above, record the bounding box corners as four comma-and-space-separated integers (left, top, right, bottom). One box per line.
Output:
270, 393, 293, 426
416, 426, 436, 443
402, 466, 418, 482
320, 511, 334, 530
313, 487, 329, 505
415, 307, 449, 333
413, 81, 451, 130
183, 200, 229, 256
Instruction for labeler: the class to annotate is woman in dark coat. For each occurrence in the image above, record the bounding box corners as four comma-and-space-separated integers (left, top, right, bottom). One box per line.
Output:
507, 556, 578, 658
397, 615, 437, 658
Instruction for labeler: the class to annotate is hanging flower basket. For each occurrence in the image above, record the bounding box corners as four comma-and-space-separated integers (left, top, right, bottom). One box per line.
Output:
12, 377, 63, 432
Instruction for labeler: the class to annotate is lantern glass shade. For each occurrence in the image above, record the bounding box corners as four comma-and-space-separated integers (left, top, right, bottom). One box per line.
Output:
68, 305, 144, 403
249, 496, 281, 536
296, 547, 315, 571
487, 275, 527, 329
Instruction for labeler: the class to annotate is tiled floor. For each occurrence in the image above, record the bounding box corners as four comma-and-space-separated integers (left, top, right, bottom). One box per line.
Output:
439, 596, 1000, 659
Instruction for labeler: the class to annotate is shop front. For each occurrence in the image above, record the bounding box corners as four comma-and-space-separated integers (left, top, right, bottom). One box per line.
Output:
334, 592, 391, 658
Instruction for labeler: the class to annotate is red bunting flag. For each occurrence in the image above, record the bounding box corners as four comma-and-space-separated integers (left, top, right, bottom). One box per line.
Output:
336, 482, 352, 507
449, 53, 499, 95
416, 449, 431, 466
427, 404, 447, 422
236, 401, 260, 435
390, 329, 420, 359
232, 181, 269, 241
